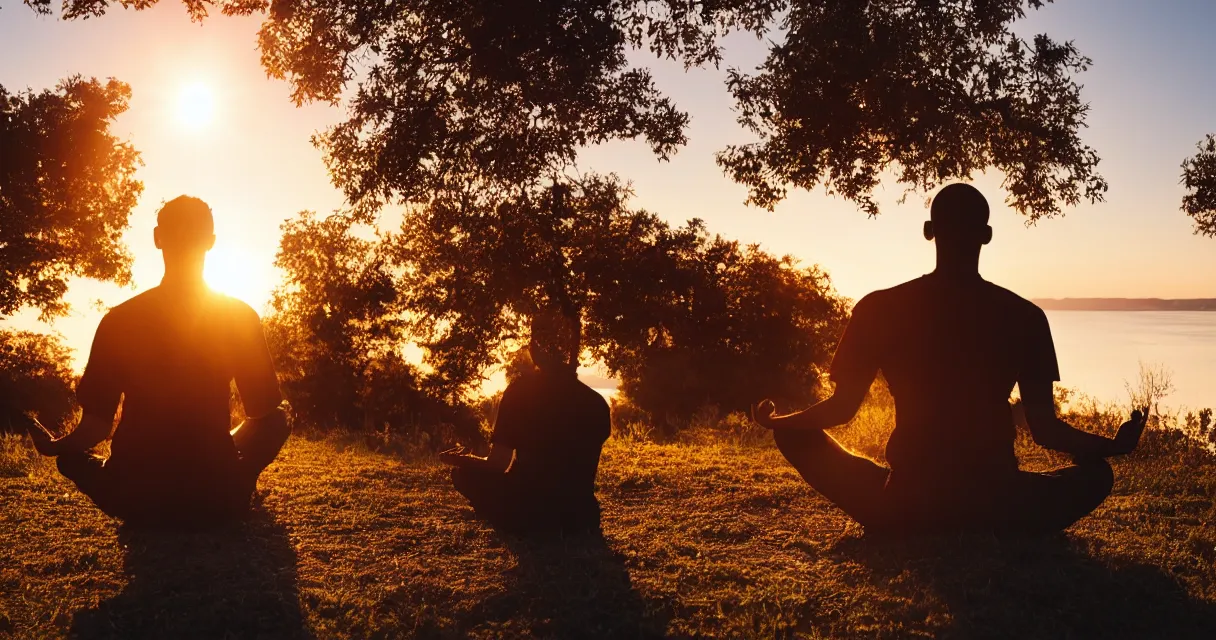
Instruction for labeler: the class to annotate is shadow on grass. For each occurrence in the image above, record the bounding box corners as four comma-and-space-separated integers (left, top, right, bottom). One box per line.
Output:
69, 505, 308, 639
828, 533, 1216, 639
461, 531, 667, 638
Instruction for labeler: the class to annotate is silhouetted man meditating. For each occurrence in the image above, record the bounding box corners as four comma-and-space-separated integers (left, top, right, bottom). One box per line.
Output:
27, 196, 289, 528
441, 311, 611, 535
755, 184, 1148, 536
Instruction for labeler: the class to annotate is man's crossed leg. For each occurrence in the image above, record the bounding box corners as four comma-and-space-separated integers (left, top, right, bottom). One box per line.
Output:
773, 428, 1113, 536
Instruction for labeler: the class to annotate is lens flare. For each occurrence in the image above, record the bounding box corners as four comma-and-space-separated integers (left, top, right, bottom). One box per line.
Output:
176, 82, 215, 130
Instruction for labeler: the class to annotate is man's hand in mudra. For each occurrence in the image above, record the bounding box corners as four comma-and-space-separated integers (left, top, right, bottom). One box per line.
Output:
752, 399, 780, 430
1110, 407, 1150, 456
438, 445, 475, 465
23, 413, 62, 457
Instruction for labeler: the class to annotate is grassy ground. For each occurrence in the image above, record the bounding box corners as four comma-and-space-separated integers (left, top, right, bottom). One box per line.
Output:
2, 417, 1215, 639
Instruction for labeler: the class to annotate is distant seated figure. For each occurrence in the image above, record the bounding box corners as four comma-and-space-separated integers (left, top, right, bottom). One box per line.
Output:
754, 184, 1148, 536
441, 310, 611, 536
27, 196, 289, 529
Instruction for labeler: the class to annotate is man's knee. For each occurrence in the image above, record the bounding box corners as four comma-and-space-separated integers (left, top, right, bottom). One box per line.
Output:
1084, 457, 1115, 501
248, 407, 291, 442
1019, 459, 1113, 534
450, 467, 470, 493
56, 452, 80, 478
773, 429, 836, 471
236, 408, 291, 470
55, 452, 128, 517
56, 451, 101, 484
773, 428, 816, 456
451, 466, 497, 494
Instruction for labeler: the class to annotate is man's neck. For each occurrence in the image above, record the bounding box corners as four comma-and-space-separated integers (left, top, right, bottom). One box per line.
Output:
932, 251, 982, 280
536, 365, 579, 379
160, 264, 207, 290
931, 264, 981, 280
161, 248, 208, 286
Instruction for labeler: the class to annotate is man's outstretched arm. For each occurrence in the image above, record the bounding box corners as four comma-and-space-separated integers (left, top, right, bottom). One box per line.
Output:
438, 380, 524, 473
439, 443, 514, 473
1021, 379, 1147, 458
33, 311, 124, 457
753, 374, 874, 431
27, 412, 114, 457
755, 293, 881, 431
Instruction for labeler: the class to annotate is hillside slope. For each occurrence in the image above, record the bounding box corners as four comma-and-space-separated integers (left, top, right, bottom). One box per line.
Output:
2, 430, 1215, 639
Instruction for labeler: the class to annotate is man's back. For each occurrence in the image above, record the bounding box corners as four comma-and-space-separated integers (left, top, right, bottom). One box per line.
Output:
76, 284, 281, 478
491, 370, 611, 498
833, 273, 1059, 481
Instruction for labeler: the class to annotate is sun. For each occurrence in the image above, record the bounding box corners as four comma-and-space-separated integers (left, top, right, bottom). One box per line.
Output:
205, 245, 274, 310
176, 82, 215, 130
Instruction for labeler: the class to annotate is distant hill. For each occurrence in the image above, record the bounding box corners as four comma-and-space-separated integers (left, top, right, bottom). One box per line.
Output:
1034, 298, 1216, 311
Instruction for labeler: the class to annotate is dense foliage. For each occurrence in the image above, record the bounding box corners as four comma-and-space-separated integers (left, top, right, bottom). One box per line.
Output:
1181, 134, 1216, 237
264, 176, 848, 429
0, 330, 78, 434
264, 212, 412, 430
389, 175, 848, 425
265, 212, 478, 439
720, 1, 1106, 219
604, 241, 847, 426
42, 0, 1102, 220
0, 77, 142, 319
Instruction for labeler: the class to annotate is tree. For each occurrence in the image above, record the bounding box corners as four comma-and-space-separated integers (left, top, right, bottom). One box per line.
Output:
44, 1, 1102, 220
600, 242, 848, 426
0, 77, 143, 319
265, 211, 473, 439
0, 330, 78, 434
388, 173, 848, 425
1181, 134, 1216, 237
22, 0, 261, 21
720, 2, 1107, 219
388, 175, 654, 398
264, 211, 411, 430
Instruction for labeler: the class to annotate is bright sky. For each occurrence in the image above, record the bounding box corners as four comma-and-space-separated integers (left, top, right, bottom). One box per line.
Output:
2, 0, 1215, 373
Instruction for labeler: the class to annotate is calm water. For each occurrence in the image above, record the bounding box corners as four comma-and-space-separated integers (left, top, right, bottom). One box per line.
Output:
1047, 311, 1216, 411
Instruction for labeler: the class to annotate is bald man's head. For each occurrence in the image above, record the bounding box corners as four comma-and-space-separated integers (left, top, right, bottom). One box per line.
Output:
924, 183, 992, 248
154, 196, 216, 254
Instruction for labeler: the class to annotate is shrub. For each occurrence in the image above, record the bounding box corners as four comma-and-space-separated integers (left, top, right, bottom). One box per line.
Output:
0, 330, 77, 434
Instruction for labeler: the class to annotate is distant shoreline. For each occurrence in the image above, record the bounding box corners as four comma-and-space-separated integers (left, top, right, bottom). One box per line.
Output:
1035, 298, 1216, 311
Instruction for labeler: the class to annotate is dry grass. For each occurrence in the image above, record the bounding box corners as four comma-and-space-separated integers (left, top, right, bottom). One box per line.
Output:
2, 407, 1215, 638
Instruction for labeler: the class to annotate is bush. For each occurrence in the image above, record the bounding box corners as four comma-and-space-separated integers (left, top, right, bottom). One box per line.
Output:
609, 397, 655, 443
603, 244, 848, 433
0, 330, 77, 434
0, 433, 40, 477
1183, 408, 1215, 446
265, 211, 481, 448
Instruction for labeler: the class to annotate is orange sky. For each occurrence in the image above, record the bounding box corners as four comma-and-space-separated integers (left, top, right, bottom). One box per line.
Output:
2, 1, 1215, 375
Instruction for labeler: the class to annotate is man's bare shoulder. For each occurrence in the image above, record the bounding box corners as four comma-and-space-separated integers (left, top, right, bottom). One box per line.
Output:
575, 378, 612, 412
980, 280, 1046, 318
219, 293, 261, 317
97, 288, 161, 326
198, 290, 264, 326
852, 276, 930, 311
510, 372, 610, 411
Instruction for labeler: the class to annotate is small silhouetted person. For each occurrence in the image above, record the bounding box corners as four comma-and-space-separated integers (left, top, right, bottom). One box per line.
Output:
441, 310, 611, 535
27, 196, 289, 528
754, 184, 1148, 536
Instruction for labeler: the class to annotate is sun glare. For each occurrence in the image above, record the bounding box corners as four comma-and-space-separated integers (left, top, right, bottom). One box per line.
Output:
205, 246, 273, 310
176, 82, 215, 130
